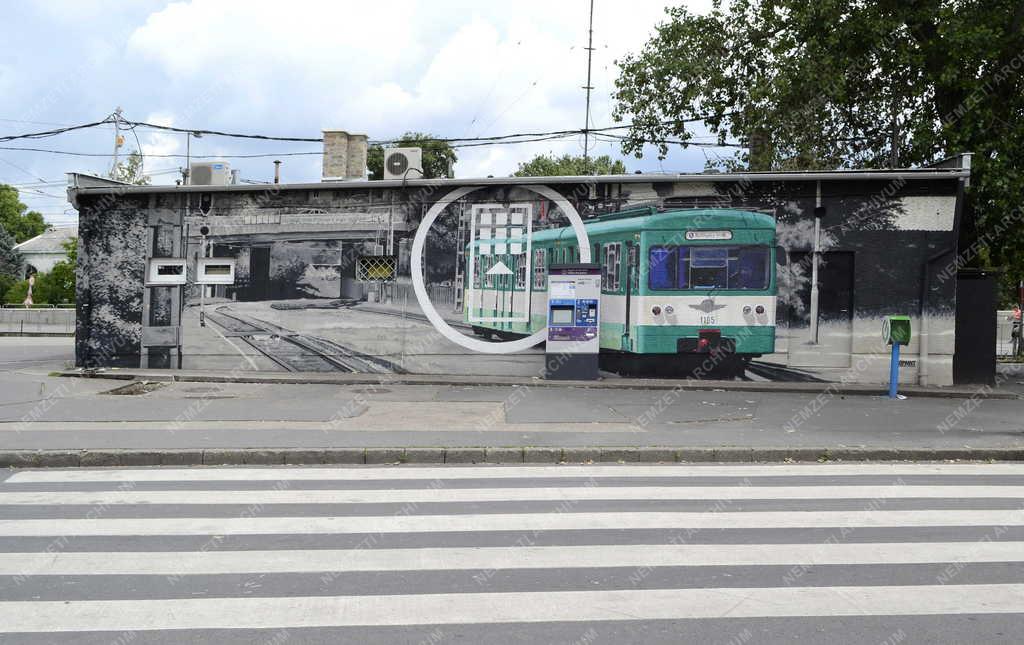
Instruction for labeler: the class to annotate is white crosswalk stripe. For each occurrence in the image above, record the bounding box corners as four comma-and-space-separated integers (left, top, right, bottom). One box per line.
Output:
1, 463, 1023, 643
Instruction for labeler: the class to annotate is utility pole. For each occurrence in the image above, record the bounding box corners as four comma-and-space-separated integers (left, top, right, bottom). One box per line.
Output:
109, 107, 123, 176
582, 0, 595, 170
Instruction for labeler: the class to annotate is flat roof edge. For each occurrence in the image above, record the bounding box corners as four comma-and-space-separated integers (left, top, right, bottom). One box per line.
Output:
67, 168, 971, 196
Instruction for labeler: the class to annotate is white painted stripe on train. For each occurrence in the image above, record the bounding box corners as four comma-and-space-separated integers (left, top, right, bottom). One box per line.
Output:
3, 485, 1024, 505
6, 542, 1024, 576
3, 585, 1024, 632
10, 463, 1024, 483
0, 510, 1020, 536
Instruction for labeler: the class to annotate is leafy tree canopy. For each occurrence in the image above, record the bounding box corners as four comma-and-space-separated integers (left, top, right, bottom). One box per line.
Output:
613, 1, 1024, 299
367, 133, 457, 180
0, 185, 48, 243
109, 150, 151, 185
0, 223, 21, 277
512, 154, 627, 177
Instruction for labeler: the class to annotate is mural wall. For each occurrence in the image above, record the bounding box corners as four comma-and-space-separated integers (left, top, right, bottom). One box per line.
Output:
74, 173, 964, 384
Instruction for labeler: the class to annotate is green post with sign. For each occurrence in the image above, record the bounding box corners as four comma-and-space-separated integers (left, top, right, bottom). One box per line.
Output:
882, 315, 912, 398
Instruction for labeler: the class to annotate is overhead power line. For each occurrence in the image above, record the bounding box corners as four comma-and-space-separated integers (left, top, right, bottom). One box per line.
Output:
0, 119, 116, 143
0, 114, 736, 146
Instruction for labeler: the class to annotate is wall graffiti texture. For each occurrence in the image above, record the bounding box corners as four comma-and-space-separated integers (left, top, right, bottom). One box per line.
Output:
71, 169, 967, 385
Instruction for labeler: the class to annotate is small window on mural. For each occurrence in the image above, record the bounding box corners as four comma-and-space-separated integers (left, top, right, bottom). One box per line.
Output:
157, 265, 184, 276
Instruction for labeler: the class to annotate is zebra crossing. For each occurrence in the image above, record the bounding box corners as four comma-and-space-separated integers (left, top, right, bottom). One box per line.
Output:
0, 463, 1023, 643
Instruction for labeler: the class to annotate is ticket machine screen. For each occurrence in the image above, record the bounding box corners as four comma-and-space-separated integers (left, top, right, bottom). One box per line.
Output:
550, 306, 574, 325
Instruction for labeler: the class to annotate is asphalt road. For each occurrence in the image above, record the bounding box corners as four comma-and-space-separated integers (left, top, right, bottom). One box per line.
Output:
0, 462, 1022, 643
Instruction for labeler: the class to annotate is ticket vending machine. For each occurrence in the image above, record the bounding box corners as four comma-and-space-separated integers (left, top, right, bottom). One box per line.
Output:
546, 263, 601, 380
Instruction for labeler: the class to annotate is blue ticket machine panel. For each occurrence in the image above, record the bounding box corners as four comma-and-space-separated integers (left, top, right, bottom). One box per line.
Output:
546, 263, 601, 380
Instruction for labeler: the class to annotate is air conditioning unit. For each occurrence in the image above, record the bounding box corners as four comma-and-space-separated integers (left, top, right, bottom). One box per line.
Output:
190, 161, 232, 186
382, 148, 423, 180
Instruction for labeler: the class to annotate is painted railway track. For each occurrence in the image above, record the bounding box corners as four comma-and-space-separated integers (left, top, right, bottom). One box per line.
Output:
349, 305, 474, 331
204, 307, 402, 374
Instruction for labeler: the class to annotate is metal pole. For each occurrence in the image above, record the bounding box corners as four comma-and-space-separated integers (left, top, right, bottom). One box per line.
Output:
582, 0, 595, 169
888, 342, 901, 399
184, 133, 191, 185
199, 234, 206, 327
109, 107, 122, 176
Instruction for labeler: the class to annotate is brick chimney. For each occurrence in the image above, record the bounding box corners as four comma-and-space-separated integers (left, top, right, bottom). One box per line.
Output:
322, 130, 369, 180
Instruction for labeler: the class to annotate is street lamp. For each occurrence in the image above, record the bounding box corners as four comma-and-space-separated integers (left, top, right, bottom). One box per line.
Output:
183, 131, 203, 185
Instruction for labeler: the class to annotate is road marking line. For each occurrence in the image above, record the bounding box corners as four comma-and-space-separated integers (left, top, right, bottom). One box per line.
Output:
3, 584, 1024, 632
2, 485, 1024, 505
11, 463, 1024, 483
0, 510, 1020, 536
5, 542, 1024, 576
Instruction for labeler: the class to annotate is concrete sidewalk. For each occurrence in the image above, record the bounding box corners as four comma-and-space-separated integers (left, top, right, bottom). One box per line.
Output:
3, 337, 1022, 466
2, 373, 1021, 466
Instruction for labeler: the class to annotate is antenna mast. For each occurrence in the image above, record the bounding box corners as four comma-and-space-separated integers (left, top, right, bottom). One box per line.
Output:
582, 0, 595, 170
109, 106, 123, 176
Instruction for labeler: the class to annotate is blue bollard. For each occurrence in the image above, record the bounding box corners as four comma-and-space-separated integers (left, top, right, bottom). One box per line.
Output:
888, 342, 900, 399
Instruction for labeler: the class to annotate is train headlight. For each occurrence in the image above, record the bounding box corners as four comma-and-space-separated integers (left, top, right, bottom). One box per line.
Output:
742, 305, 752, 315
664, 305, 674, 315
651, 306, 662, 316
755, 305, 766, 315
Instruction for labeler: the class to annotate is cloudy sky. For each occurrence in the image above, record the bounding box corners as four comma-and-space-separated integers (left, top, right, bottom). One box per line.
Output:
1, 0, 721, 227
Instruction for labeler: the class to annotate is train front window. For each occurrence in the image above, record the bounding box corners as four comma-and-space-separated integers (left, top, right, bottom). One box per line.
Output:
690, 248, 728, 288
649, 247, 675, 289
648, 246, 769, 290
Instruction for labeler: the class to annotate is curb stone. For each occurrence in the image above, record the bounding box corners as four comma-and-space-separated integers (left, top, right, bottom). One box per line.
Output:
202, 450, 246, 466
523, 447, 562, 463
485, 447, 524, 463
403, 448, 446, 464
319, 449, 365, 464
599, 448, 640, 462
2, 447, 1024, 468
119, 451, 164, 466
79, 451, 120, 467
713, 448, 754, 462
160, 450, 204, 465
677, 448, 718, 462
561, 448, 600, 463
36, 451, 79, 468
365, 448, 403, 464
446, 448, 486, 464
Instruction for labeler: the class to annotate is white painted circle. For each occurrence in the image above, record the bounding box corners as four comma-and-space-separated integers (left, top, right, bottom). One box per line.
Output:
411, 184, 591, 354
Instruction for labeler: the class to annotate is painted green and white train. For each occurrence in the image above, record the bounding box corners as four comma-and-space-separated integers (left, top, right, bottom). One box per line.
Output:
464, 206, 777, 369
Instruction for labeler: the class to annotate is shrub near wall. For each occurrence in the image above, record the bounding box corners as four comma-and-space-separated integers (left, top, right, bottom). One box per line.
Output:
3, 271, 73, 306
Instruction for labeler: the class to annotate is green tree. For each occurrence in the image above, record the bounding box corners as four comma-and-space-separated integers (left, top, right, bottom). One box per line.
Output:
0, 223, 20, 277
367, 133, 457, 180
513, 153, 627, 177
613, 1, 1024, 299
0, 223, 19, 303
109, 150, 150, 185
0, 185, 48, 243
47, 237, 77, 303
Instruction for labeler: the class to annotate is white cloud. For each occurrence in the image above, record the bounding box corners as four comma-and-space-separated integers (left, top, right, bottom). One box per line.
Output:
9, 0, 725, 224
122, 0, 705, 178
